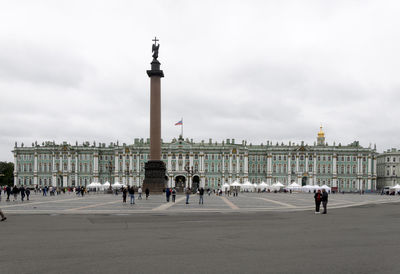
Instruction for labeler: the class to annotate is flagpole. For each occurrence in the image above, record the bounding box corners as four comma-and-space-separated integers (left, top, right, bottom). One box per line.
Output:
181, 117, 183, 138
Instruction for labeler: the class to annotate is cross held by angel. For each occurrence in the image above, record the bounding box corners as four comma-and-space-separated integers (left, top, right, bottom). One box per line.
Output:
152, 37, 160, 60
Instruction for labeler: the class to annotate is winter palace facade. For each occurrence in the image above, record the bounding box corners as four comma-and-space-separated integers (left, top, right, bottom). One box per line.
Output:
12, 127, 378, 192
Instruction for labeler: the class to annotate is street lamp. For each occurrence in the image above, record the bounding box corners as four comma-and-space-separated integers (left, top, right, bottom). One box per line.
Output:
106, 160, 113, 191
125, 166, 129, 187
185, 165, 198, 192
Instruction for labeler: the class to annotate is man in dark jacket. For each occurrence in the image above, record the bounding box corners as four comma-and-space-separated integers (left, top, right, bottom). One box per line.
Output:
6, 186, 11, 201
322, 188, 329, 214
165, 187, 171, 202
12, 185, 19, 201
128, 186, 135, 204
314, 189, 322, 214
199, 187, 204, 204
20, 186, 26, 201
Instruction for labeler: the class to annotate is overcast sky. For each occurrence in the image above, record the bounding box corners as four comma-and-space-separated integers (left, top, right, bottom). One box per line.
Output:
1, 0, 399, 161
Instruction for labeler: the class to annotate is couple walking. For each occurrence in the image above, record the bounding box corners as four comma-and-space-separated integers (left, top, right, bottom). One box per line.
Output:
314, 189, 328, 214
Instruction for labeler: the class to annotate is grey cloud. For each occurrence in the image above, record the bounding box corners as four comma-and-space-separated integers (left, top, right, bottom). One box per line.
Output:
0, 42, 89, 88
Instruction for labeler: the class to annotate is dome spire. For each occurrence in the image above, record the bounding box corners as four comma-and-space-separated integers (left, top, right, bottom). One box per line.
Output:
318, 124, 325, 138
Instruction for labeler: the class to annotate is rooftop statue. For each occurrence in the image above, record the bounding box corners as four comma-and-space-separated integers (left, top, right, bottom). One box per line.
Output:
152, 36, 160, 60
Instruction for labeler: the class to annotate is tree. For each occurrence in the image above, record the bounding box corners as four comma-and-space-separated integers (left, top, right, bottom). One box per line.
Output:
0, 162, 14, 186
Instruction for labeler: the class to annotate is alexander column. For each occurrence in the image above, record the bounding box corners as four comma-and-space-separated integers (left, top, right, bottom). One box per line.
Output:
142, 37, 167, 192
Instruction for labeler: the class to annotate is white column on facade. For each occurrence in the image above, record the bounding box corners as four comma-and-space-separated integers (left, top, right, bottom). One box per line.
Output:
52, 153, 56, 173
33, 152, 38, 186
357, 155, 361, 190
75, 154, 78, 186
367, 154, 372, 190
229, 155, 232, 173
267, 153, 272, 185
189, 153, 193, 168
332, 154, 337, 188
68, 154, 71, 172
13, 152, 18, 186
129, 153, 133, 186
114, 153, 119, 179
244, 154, 248, 174
93, 153, 98, 183
201, 153, 205, 172
236, 155, 240, 177
122, 154, 126, 185
222, 154, 225, 173
313, 154, 317, 185
305, 155, 309, 174
287, 154, 291, 184
167, 154, 172, 172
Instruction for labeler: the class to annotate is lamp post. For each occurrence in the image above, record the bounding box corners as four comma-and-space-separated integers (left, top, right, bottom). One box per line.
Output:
106, 160, 113, 191
185, 165, 198, 192
125, 166, 129, 187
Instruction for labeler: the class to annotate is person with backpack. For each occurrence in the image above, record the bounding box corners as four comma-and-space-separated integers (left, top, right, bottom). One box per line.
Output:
138, 187, 142, 200
322, 188, 329, 214
185, 187, 191, 204
128, 186, 135, 205
314, 189, 322, 214
26, 188, 31, 201
165, 187, 171, 202
199, 187, 204, 204
171, 188, 176, 202
122, 187, 127, 203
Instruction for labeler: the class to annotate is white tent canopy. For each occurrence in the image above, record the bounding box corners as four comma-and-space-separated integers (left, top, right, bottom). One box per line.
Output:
241, 181, 254, 189
112, 182, 123, 189
221, 183, 230, 190
389, 184, 400, 190
321, 184, 331, 191
231, 181, 242, 187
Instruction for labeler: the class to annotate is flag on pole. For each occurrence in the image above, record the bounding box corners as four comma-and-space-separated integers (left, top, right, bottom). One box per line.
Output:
175, 120, 183, 126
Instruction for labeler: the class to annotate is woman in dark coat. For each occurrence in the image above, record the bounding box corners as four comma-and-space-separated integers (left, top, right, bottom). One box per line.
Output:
314, 189, 322, 214
122, 187, 127, 203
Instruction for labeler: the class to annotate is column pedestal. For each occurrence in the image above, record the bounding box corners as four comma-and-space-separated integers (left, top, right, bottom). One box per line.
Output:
142, 160, 167, 192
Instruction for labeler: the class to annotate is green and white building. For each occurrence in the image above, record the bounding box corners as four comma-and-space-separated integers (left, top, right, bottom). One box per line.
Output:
377, 148, 400, 189
12, 127, 378, 191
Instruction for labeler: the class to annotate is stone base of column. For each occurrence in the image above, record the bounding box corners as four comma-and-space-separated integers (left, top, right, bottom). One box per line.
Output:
142, 160, 167, 193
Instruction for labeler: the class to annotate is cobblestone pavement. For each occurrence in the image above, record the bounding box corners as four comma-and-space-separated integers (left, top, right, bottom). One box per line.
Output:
1, 191, 398, 214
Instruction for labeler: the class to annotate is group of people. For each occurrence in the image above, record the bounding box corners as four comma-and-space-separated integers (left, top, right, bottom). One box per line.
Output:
1, 185, 31, 202
314, 188, 329, 214
121, 186, 150, 204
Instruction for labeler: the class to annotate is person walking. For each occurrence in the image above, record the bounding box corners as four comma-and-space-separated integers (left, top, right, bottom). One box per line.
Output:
20, 186, 26, 201
171, 188, 176, 203
138, 187, 142, 200
166, 187, 171, 202
12, 185, 18, 201
314, 189, 322, 214
145, 188, 150, 200
322, 188, 329, 214
128, 186, 135, 205
26, 188, 30, 201
122, 187, 127, 203
0, 208, 6, 221
199, 187, 204, 204
185, 187, 191, 204
6, 186, 11, 201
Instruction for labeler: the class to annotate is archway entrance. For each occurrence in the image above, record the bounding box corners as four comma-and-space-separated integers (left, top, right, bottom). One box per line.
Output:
175, 175, 186, 193
192, 175, 200, 192
302, 176, 307, 186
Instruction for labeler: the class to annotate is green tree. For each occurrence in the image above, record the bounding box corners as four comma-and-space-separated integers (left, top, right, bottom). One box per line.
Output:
0, 162, 14, 186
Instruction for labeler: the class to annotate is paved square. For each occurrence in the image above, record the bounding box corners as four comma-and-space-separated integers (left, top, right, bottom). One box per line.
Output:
1, 192, 398, 214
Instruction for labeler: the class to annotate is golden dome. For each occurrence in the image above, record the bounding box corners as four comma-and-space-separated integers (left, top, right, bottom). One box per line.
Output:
318, 125, 325, 138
